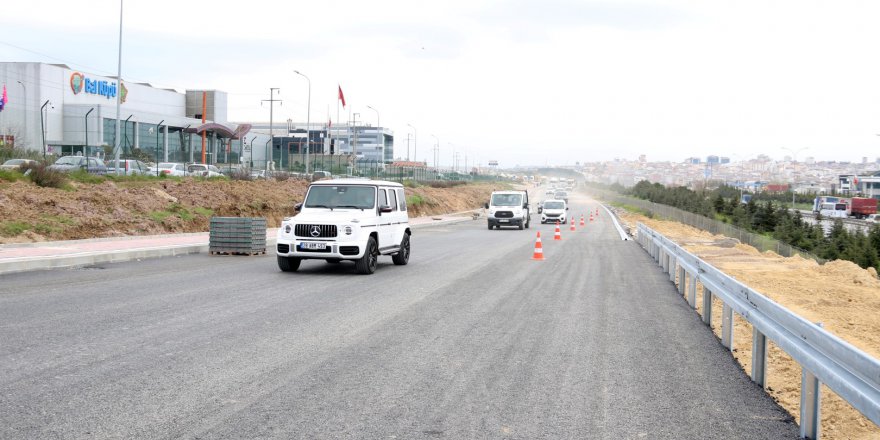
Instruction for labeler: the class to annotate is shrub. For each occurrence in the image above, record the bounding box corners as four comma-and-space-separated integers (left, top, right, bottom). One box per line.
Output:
0, 221, 31, 236
0, 169, 23, 182
273, 171, 291, 182
229, 169, 253, 181
407, 195, 425, 207
27, 163, 69, 188
68, 169, 105, 184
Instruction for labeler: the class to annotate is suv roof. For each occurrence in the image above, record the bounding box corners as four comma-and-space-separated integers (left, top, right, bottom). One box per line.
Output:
313, 179, 403, 187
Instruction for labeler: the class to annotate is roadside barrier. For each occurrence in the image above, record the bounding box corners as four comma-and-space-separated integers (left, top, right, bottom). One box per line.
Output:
554, 222, 562, 241
532, 232, 545, 260
637, 223, 880, 439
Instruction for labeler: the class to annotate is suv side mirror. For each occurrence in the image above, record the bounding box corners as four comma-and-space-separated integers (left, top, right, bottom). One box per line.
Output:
484, 202, 489, 209
379, 205, 393, 213
566, 207, 569, 210
294, 203, 302, 212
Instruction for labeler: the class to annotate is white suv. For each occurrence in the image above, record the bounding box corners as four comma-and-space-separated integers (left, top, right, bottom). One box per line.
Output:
276, 179, 411, 274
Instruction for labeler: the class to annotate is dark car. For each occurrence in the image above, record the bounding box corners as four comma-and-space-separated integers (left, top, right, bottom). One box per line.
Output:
48, 156, 107, 174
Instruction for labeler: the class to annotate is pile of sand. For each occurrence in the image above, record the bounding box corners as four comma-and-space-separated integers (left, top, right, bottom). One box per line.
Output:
617, 209, 880, 440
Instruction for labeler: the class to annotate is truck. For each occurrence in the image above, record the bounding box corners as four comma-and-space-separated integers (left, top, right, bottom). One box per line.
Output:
850, 197, 878, 219
812, 196, 878, 219
485, 190, 531, 230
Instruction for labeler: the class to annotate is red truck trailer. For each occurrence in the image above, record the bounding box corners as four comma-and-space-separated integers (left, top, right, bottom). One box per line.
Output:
850, 197, 878, 219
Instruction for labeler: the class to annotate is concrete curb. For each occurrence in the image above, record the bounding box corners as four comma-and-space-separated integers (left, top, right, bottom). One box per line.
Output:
0, 216, 479, 275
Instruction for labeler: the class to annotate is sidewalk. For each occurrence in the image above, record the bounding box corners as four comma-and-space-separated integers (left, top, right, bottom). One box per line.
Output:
0, 212, 480, 275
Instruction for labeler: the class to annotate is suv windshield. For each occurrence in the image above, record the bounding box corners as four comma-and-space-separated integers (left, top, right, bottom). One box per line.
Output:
544, 201, 564, 209
305, 185, 376, 209
491, 194, 522, 206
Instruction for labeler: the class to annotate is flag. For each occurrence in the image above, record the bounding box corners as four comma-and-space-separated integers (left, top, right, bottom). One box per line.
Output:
338, 85, 346, 108
0, 84, 7, 112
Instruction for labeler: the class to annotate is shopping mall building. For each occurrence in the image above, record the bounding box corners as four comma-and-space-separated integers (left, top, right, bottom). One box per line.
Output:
0, 62, 258, 165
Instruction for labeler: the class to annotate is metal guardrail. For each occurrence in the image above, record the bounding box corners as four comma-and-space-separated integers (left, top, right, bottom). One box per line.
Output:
636, 223, 880, 440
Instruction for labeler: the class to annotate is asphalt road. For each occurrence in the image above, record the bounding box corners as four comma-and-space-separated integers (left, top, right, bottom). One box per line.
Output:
0, 192, 798, 439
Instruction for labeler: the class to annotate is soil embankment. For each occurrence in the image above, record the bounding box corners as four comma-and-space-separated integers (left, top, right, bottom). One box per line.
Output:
0, 179, 498, 243
615, 209, 880, 440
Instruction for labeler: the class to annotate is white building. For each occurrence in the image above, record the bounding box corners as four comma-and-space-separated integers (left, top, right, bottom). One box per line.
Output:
0, 62, 262, 165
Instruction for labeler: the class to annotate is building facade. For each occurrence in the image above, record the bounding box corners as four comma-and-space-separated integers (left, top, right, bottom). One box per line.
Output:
0, 62, 260, 165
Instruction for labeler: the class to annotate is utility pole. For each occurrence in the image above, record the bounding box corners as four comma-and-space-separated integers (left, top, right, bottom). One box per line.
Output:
112, 0, 124, 175
261, 88, 282, 171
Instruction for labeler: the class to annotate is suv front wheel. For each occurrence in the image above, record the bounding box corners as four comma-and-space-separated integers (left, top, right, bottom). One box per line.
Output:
356, 236, 379, 274
278, 255, 301, 272
392, 233, 410, 265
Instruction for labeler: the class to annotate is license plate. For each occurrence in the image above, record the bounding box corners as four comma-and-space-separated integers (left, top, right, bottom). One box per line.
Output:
499, 219, 509, 223
301, 242, 327, 250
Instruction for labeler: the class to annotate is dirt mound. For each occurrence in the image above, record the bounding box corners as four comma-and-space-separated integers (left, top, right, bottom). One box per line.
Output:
0, 179, 497, 242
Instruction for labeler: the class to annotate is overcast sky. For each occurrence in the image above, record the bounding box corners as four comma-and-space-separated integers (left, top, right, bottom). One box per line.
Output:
2, 0, 880, 167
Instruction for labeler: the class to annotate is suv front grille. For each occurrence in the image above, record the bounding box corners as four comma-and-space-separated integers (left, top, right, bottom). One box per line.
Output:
294, 224, 338, 238
495, 211, 514, 218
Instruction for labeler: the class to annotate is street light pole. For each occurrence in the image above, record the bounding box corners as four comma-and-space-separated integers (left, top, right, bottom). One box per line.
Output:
16, 80, 26, 148
40, 100, 51, 161
154, 119, 164, 176
113, 0, 124, 175
294, 71, 311, 174
782, 147, 809, 210
407, 123, 416, 162
430, 134, 439, 170
367, 105, 380, 165
84, 107, 94, 157
261, 88, 281, 172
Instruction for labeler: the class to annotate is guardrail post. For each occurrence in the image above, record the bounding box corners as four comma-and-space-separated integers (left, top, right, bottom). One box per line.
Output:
678, 266, 686, 295
687, 274, 697, 308
670, 257, 677, 283
751, 327, 767, 388
800, 323, 823, 440
702, 286, 712, 325
721, 303, 734, 351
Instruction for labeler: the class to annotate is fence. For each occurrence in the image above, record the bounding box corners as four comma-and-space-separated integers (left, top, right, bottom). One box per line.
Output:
587, 187, 823, 263
637, 223, 880, 439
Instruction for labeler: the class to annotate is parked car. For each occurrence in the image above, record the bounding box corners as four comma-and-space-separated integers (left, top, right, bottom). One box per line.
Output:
866, 214, 879, 224
187, 163, 224, 177
106, 159, 151, 176
48, 156, 107, 174
151, 162, 187, 177
0, 159, 38, 171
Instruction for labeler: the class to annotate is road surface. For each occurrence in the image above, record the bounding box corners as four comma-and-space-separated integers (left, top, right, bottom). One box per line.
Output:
0, 193, 798, 439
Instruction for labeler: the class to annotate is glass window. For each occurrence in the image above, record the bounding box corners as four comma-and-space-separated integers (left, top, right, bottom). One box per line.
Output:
305, 185, 376, 209
397, 189, 407, 211
378, 188, 388, 207
388, 189, 398, 211
491, 193, 522, 206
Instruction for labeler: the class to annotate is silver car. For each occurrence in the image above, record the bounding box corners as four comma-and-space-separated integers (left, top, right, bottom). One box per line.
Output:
106, 159, 152, 176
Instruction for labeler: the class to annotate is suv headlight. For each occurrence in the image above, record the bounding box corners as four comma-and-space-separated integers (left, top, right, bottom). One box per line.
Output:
284, 224, 292, 234
343, 225, 353, 235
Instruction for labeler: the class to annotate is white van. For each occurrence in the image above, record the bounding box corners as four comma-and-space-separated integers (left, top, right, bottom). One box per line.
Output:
276, 179, 410, 274
541, 199, 568, 224
485, 190, 531, 230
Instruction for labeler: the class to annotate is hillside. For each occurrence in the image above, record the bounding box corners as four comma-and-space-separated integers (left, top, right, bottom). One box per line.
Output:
0, 178, 499, 243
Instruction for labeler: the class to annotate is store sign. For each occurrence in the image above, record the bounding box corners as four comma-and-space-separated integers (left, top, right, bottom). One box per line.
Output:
69, 72, 127, 102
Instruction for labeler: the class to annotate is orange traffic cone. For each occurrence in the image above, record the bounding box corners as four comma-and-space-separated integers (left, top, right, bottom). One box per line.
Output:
590, 214, 594, 222
570, 218, 576, 231
580, 215, 585, 226
532, 231, 545, 260
554, 221, 562, 240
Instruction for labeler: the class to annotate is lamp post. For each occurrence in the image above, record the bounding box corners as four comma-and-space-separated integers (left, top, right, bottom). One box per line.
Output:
294, 70, 311, 174
265, 139, 272, 172
782, 147, 809, 210
261, 88, 281, 172
154, 119, 164, 176
40, 100, 52, 161
16, 80, 26, 148
249, 136, 256, 168
84, 107, 94, 157
366, 105, 380, 165
407, 123, 417, 163
430, 134, 439, 170
113, 0, 124, 175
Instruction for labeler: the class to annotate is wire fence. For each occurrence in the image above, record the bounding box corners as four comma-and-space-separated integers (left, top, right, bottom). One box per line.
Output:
587, 188, 825, 263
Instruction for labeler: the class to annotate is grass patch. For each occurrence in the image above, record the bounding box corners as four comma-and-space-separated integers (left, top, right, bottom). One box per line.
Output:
609, 201, 653, 218
0, 169, 24, 182
148, 210, 173, 222
402, 179, 420, 188
149, 203, 198, 223
0, 221, 31, 236
407, 195, 425, 207
68, 170, 106, 184
193, 207, 214, 217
